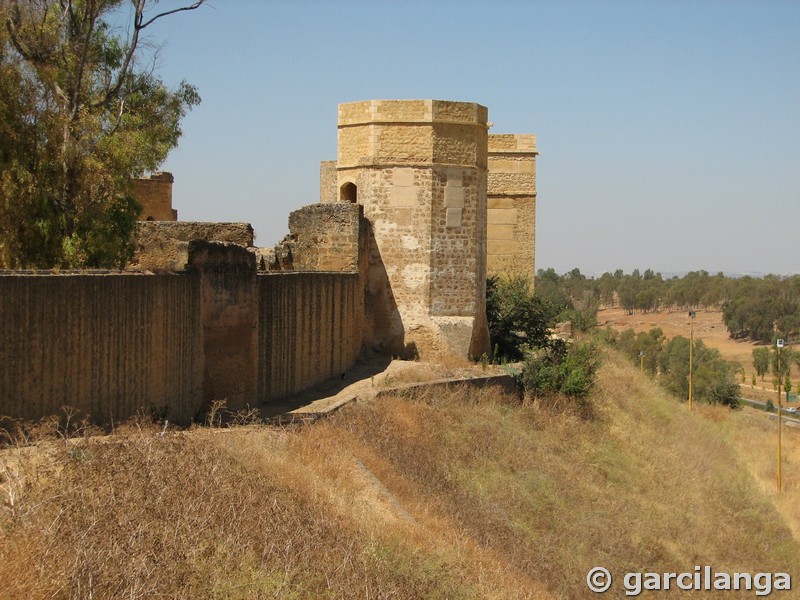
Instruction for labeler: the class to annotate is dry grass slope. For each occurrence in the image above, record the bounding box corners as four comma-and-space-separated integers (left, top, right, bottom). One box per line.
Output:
1, 349, 798, 598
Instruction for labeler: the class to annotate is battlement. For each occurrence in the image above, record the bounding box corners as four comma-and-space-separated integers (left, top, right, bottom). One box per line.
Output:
338, 99, 488, 127
337, 99, 489, 170
488, 133, 538, 154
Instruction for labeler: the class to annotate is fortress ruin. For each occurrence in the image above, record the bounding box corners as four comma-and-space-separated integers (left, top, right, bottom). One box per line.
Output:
1, 99, 538, 424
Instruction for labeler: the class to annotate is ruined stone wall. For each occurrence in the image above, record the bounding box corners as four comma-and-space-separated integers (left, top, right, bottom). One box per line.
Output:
132, 172, 177, 221
0, 272, 203, 424
131, 221, 254, 272
335, 99, 490, 359
487, 134, 538, 283
286, 203, 363, 272
258, 272, 361, 401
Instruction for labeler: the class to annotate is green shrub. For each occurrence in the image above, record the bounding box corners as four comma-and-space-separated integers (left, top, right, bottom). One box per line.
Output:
520, 340, 601, 400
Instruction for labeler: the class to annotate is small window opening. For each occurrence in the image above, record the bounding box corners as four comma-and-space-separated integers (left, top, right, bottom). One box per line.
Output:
340, 182, 358, 203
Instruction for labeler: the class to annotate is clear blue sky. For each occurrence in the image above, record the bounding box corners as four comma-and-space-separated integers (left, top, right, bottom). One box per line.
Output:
145, 0, 799, 276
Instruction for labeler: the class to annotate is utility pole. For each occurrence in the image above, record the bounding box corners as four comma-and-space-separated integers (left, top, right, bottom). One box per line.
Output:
688, 311, 696, 410
777, 339, 784, 492
640, 351, 645, 373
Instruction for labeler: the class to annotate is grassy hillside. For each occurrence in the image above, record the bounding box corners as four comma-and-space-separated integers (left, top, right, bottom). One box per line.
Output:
2, 350, 798, 599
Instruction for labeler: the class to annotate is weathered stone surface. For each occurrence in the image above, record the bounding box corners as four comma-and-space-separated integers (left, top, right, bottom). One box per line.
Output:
319, 160, 338, 203
0, 245, 364, 422
132, 172, 177, 221
328, 99, 492, 359
487, 133, 538, 282
267, 203, 365, 273
188, 241, 257, 410
131, 221, 254, 272
0, 272, 203, 424
258, 271, 362, 400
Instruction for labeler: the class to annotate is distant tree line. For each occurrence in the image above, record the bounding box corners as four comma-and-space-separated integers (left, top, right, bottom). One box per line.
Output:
535, 268, 800, 344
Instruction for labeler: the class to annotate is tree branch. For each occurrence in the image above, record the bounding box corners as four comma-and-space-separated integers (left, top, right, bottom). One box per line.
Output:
70, 0, 100, 120
91, 0, 205, 109
139, 1, 205, 30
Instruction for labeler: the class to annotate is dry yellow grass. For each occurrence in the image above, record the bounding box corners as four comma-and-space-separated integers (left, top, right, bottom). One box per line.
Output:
1, 349, 798, 598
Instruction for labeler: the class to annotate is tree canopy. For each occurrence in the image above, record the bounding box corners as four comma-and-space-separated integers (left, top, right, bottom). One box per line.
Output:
0, 0, 203, 268
486, 274, 551, 361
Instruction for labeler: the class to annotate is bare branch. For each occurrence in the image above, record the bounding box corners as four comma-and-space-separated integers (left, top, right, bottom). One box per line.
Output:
91, 0, 205, 109
70, 1, 100, 119
139, 0, 206, 30
4, 4, 33, 62
106, 98, 126, 136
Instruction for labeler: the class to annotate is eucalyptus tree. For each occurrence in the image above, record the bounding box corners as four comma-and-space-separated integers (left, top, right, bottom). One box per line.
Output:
0, 0, 204, 268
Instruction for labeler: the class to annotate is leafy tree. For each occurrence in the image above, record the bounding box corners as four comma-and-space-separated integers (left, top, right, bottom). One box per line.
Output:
0, 0, 204, 268
560, 303, 598, 333
617, 276, 639, 315
486, 275, 551, 361
658, 336, 741, 408
533, 268, 572, 319
752, 347, 771, 381
658, 336, 691, 398
771, 347, 793, 379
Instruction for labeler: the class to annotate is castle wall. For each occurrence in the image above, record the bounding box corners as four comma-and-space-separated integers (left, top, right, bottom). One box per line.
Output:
0, 272, 203, 424
487, 134, 538, 282
0, 245, 363, 424
286, 203, 364, 272
258, 272, 361, 401
188, 241, 259, 411
132, 172, 177, 221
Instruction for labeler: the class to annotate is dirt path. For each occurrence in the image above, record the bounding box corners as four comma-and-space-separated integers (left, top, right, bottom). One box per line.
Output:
257, 357, 513, 423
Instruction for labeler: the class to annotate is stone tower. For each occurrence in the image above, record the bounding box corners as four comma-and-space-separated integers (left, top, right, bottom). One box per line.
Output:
325, 99, 491, 359
486, 134, 538, 281
132, 172, 177, 221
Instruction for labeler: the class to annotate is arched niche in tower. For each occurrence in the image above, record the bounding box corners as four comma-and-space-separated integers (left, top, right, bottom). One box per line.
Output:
340, 182, 358, 203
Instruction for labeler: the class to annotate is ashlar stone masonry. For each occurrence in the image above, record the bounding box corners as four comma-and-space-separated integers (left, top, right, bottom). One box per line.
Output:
321, 99, 538, 359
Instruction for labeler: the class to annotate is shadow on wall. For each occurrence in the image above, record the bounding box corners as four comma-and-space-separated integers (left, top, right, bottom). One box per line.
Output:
363, 221, 418, 360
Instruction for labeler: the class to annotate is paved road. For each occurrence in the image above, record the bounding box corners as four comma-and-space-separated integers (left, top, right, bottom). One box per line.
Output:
741, 396, 800, 428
